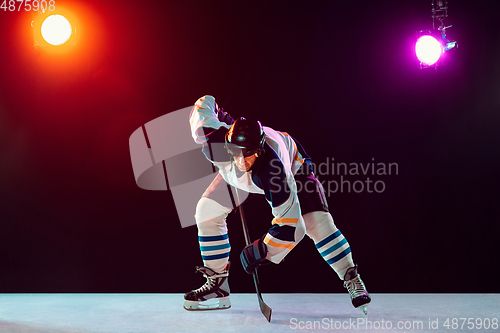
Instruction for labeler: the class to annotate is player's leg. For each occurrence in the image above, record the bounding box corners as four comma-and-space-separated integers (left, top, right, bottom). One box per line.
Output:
303, 211, 354, 279
196, 196, 232, 273
184, 174, 234, 310
296, 168, 371, 313
303, 210, 370, 313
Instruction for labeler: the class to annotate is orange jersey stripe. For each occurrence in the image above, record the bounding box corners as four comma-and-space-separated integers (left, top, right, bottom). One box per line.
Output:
279, 131, 304, 164
272, 217, 299, 224
264, 236, 296, 250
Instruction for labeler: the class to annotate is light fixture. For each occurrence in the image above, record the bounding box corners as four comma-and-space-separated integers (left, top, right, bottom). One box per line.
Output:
416, 0, 458, 69
415, 34, 443, 66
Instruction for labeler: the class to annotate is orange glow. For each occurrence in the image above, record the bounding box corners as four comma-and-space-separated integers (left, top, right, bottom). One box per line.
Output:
28, 2, 107, 79
31, 3, 105, 55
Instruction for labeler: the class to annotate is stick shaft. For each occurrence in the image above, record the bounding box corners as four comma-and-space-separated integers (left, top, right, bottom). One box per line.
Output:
234, 188, 272, 322
238, 198, 252, 245
237, 198, 262, 285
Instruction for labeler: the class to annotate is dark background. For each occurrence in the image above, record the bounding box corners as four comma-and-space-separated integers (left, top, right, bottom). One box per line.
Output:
0, 0, 499, 294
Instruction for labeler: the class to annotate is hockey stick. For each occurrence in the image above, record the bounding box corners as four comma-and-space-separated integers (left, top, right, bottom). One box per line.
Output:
234, 189, 272, 323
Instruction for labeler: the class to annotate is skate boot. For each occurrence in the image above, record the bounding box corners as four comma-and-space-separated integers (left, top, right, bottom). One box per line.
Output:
183, 263, 231, 311
343, 266, 371, 315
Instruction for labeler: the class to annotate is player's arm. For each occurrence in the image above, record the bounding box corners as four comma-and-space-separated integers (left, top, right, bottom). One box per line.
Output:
189, 95, 235, 162
189, 95, 234, 143
240, 154, 306, 274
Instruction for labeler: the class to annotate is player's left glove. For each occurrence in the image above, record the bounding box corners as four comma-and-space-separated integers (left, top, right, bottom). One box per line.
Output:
240, 237, 269, 274
216, 106, 235, 125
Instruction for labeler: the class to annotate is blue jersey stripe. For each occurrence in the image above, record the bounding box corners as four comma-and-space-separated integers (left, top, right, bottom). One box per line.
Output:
198, 234, 229, 242
315, 230, 342, 249
200, 243, 231, 252
202, 252, 230, 261
326, 247, 351, 265
320, 237, 348, 258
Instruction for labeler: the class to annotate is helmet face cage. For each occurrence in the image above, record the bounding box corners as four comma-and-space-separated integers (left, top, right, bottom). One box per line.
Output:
225, 137, 265, 157
225, 143, 254, 157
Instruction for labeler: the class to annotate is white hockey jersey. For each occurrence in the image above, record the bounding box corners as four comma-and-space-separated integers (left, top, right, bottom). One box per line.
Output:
189, 95, 310, 263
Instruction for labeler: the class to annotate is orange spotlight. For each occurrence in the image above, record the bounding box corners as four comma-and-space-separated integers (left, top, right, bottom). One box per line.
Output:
32, 7, 78, 53
41, 14, 72, 46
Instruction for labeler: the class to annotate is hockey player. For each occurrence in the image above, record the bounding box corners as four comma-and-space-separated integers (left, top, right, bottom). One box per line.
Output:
183, 95, 371, 314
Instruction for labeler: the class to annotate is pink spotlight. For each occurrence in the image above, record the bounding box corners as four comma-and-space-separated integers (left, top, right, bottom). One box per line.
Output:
415, 35, 442, 66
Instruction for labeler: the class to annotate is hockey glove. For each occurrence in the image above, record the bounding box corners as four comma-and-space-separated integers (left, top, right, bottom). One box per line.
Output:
240, 237, 268, 274
216, 107, 235, 125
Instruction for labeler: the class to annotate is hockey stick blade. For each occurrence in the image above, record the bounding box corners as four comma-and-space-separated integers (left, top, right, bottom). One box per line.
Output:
253, 274, 272, 322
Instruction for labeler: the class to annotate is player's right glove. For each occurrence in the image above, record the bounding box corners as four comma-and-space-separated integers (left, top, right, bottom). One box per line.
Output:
240, 237, 269, 274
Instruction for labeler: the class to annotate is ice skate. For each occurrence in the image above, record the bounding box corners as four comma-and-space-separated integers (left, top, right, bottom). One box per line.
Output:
183, 263, 231, 311
343, 266, 371, 315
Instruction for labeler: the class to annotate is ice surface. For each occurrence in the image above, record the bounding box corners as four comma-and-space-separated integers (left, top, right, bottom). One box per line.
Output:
0, 293, 498, 333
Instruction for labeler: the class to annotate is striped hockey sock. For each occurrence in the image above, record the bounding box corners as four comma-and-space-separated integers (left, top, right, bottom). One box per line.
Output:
198, 234, 231, 273
304, 211, 354, 279
315, 229, 353, 279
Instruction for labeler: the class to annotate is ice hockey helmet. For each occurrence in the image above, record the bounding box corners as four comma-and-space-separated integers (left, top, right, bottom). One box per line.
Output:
225, 117, 266, 157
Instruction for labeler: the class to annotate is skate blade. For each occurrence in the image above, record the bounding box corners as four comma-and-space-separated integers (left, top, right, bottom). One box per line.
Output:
183, 297, 231, 311
358, 304, 368, 315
